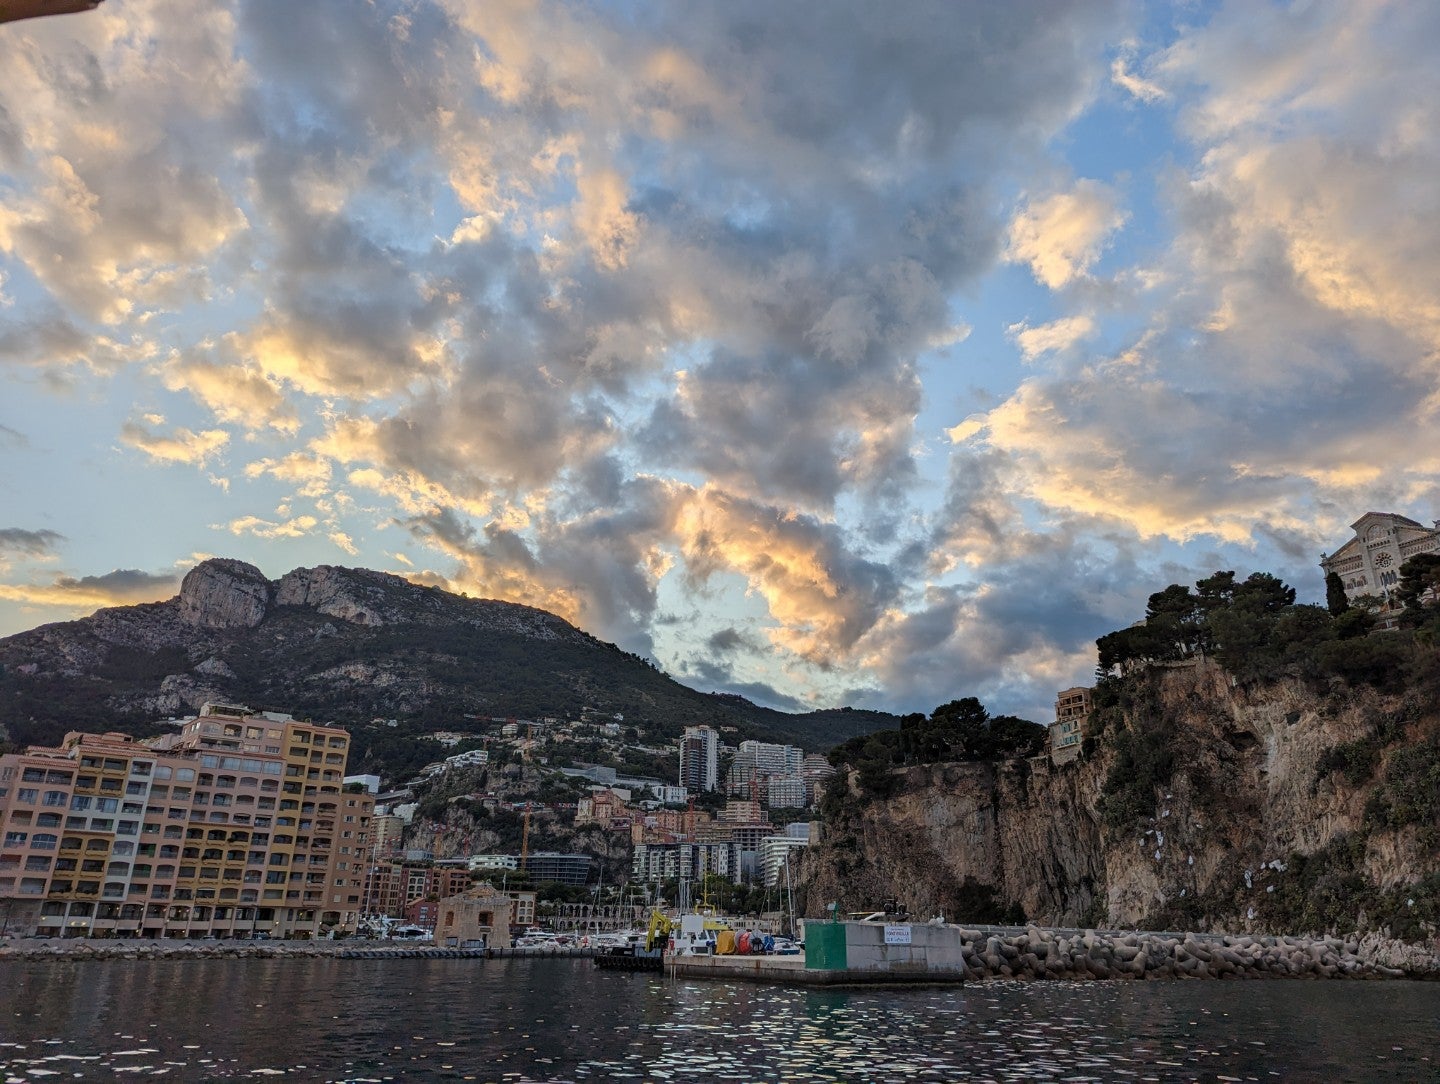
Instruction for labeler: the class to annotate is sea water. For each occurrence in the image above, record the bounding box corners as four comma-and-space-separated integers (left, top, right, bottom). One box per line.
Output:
0, 956, 1435, 1081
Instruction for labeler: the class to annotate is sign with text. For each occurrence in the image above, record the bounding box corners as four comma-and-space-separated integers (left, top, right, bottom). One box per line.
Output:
883, 925, 912, 945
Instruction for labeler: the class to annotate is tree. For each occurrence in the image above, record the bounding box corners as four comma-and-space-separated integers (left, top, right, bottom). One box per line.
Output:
1395, 555, 1440, 620
1232, 572, 1295, 613
1145, 584, 1203, 658
1096, 624, 1165, 675
1325, 570, 1350, 616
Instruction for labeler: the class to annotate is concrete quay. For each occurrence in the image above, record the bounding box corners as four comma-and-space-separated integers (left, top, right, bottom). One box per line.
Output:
0, 937, 601, 963
666, 953, 966, 986
954, 925, 1440, 981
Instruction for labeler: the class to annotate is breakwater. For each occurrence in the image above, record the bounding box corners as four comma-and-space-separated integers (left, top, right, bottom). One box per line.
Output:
954, 925, 1439, 980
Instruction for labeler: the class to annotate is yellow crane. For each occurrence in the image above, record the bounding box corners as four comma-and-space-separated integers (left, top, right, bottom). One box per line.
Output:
644, 909, 674, 952
520, 801, 532, 866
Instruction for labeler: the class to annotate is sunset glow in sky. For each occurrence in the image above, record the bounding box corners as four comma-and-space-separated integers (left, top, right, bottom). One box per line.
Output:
2, 1, 1438, 720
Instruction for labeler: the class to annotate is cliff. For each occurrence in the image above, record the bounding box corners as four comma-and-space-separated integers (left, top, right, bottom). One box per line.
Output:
802, 659, 1440, 942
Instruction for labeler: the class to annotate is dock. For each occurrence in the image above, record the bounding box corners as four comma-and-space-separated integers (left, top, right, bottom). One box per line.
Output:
666, 952, 965, 986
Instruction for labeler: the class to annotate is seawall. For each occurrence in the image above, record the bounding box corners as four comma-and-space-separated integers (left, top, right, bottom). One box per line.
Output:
955, 925, 1440, 980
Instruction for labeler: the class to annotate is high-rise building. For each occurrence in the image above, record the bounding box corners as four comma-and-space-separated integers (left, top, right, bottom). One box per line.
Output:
766, 775, 807, 809
631, 840, 736, 884
800, 753, 837, 804
0, 702, 371, 939
678, 725, 719, 792
759, 833, 809, 887
726, 739, 803, 799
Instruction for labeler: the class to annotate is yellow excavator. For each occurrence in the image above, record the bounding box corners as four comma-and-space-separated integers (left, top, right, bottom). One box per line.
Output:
644, 909, 674, 952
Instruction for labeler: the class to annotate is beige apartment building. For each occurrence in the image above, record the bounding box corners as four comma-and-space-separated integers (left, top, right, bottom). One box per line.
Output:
1049, 686, 1092, 765
0, 703, 372, 939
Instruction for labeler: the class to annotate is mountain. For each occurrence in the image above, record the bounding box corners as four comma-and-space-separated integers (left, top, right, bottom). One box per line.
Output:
0, 558, 896, 770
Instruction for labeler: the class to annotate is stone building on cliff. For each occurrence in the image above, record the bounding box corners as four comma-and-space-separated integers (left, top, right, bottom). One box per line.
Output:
1320, 512, 1440, 605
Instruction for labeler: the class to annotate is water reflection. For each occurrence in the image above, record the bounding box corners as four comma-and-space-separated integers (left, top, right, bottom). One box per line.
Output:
0, 958, 1434, 1081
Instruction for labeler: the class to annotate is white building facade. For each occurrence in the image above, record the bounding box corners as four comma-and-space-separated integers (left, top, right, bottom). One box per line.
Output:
1320, 512, 1440, 604
678, 726, 720, 793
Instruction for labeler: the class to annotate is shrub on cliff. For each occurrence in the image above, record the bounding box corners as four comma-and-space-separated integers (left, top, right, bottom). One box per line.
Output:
1097, 713, 1178, 833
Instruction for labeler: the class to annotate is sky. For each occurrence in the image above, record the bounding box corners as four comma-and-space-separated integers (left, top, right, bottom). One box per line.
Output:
1, 0, 1438, 723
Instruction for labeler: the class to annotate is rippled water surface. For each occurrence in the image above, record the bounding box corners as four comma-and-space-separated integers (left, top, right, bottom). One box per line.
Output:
0, 957, 1435, 1082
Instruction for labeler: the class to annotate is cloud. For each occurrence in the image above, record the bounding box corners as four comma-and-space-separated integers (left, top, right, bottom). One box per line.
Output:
243, 452, 333, 498
0, 2, 250, 325
1006, 180, 1128, 289
20, 0, 1433, 719
161, 349, 300, 434
1008, 314, 1097, 361
1111, 46, 1167, 104
706, 626, 759, 656
0, 528, 65, 558
0, 568, 180, 611
221, 514, 319, 540
120, 421, 229, 466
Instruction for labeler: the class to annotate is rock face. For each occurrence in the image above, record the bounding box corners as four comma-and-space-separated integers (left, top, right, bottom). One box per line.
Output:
803, 660, 1440, 941
276, 565, 388, 626
178, 559, 273, 628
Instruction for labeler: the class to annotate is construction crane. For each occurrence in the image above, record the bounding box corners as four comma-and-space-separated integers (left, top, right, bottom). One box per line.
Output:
520, 801, 533, 866
644, 909, 674, 952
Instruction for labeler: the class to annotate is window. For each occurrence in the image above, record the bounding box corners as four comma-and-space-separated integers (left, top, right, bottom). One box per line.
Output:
4, 831, 27, 846
17, 789, 37, 804
42, 791, 68, 807
70, 795, 92, 811
30, 834, 57, 851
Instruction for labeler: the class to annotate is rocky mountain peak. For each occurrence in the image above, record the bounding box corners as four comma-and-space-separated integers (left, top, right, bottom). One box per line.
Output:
276, 564, 390, 626
177, 559, 274, 629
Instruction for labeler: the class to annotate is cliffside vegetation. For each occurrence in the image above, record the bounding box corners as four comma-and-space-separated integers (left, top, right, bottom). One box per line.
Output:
824, 697, 1045, 802
808, 557, 1440, 941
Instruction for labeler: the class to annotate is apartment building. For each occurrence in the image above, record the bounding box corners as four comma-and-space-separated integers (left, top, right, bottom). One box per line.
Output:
726, 739, 804, 797
0, 703, 372, 939
362, 860, 473, 918
631, 840, 736, 884
1049, 686, 1092, 765
678, 725, 719, 792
